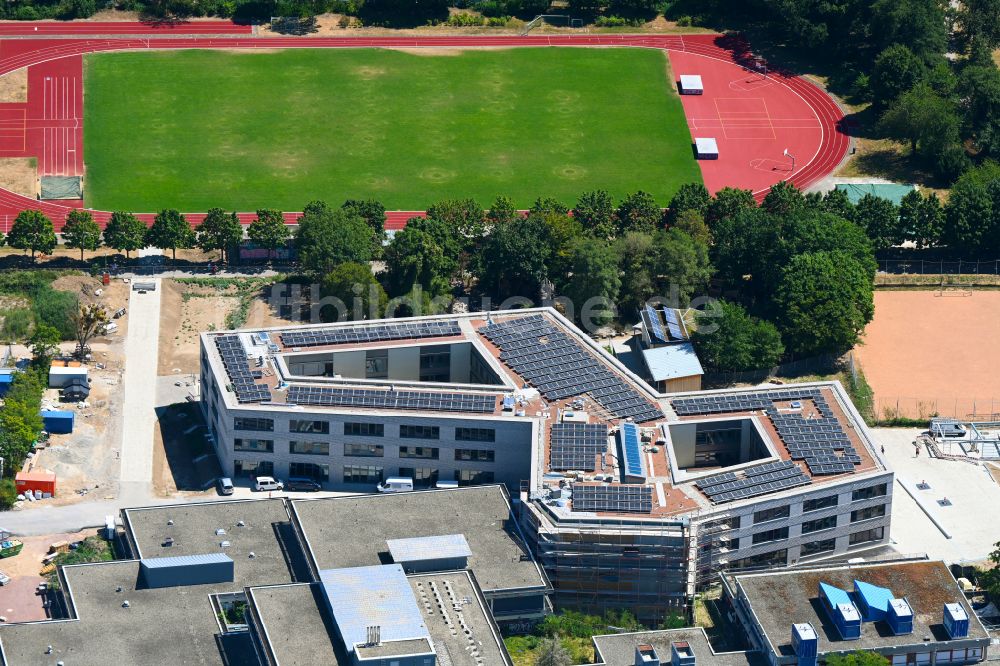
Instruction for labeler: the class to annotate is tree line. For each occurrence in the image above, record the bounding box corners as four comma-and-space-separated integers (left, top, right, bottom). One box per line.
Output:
3, 179, 879, 375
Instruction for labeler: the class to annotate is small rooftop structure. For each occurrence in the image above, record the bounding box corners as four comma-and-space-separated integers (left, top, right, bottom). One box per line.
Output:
319, 564, 433, 661
386, 534, 471, 573
139, 553, 234, 589
642, 343, 704, 383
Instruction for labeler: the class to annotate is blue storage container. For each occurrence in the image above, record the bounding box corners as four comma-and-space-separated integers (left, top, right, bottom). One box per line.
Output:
887, 598, 914, 635
41, 410, 74, 434
819, 582, 862, 639
0, 372, 12, 398
944, 603, 969, 638
791, 623, 818, 666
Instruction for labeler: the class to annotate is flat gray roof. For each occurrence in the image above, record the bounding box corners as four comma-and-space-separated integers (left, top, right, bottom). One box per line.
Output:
0, 561, 240, 665
732, 561, 990, 656
292, 486, 547, 594
123, 498, 297, 588
593, 628, 764, 666
247, 583, 344, 666
408, 571, 512, 666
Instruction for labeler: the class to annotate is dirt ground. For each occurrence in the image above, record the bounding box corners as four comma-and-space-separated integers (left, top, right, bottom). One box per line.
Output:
25, 276, 130, 505
157, 280, 241, 375
0, 157, 36, 199
854, 290, 1000, 420
0, 529, 91, 623
0, 245, 218, 263
0, 68, 27, 104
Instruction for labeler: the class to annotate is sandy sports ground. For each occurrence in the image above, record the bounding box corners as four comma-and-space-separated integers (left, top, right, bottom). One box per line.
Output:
855, 290, 1000, 420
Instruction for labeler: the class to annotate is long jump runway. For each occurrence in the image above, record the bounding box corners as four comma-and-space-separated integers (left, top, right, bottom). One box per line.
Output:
0, 28, 848, 231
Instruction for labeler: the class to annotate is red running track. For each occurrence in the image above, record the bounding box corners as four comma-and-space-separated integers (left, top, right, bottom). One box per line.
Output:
0, 32, 848, 232
0, 20, 252, 35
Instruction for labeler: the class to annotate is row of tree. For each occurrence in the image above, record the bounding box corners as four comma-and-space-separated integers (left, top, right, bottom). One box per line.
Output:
0, 198, 386, 263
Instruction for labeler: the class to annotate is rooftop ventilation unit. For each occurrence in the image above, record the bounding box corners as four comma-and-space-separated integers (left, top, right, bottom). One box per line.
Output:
635, 644, 660, 666
819, 582, 862, 639
139, 553, 234, 589
854, 580, 894, 622
386, 534, 472, 574
791, 623, 818, 666
670, 641, 695, 666
887, 598, 914, 636
943, 603, 969, 639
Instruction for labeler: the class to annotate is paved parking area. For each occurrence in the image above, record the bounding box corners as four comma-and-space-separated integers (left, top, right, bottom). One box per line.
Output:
876, 427, 1000, 563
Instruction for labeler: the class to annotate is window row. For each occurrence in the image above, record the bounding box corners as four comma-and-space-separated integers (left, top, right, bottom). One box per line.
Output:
234, 418, 496, 443
232, 459, 495, 487
233, 439, 495, 463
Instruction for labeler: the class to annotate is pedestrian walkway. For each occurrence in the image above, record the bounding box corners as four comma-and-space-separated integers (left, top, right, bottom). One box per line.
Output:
117, 278, 161, 505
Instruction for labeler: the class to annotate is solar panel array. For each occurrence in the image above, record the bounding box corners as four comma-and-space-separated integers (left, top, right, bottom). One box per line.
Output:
571, 483, 654, 513
280, 320, 461, 348
644, 305, 668, 344
619, 423, 646, 478
549, 423, 608, 471
214, 335, 273, 404
663, 308, 684, 340
480, 315, 663, 423
285, 385, 496, 414
695, 460, 811, 503
672, 387, 863, 477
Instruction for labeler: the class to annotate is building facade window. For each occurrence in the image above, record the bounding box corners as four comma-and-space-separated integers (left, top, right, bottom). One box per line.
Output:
419, 346, 451, 383
849, 526, 885, 545
344, 443, 384, 457
399, 446, 439, 460
733, 549, 787, 568
289, 419, 330, 435
802, 495, 839, 512
456, 470, 494, 486
234, 417, 274, 432
344, 422, 384, 437
289, 441, 330, 456
851, 504, 887, 523
852, 483, 888, 502
399, 467, 438, 488
365, 349, 388, 379
800, 538, 836, 557
233, 438, 274, 453
289, 462, 329, 482
400, 425, 440, 440
455, 428, 495, 442
753, 506, 790, 524
343, 465, 383, 484
234, 460, 274, 478
752, 527, 789, 544
801, 515, 837, 534
455, 449, 495, 462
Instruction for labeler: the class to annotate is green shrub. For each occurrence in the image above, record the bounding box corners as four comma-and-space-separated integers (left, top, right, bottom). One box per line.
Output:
0, 307, 33, 342
676, 14, 691, 26
0, 479, 17, 509
32, 288, 78, 340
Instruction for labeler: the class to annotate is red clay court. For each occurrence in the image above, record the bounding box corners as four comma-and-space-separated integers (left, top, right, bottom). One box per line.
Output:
0, 28, 848, 231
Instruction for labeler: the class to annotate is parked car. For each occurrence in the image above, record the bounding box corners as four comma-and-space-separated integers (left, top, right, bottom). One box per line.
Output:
284, 478, 321, 492
254, 476, 284, 492
434, 480, 459, 489
216, 477, 234, 496
0, 570, 9, 586
376, 477, 414, 493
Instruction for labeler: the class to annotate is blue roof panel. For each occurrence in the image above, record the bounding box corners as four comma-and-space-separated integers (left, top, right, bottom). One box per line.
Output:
319, 564, 429, 653
854, 579, 894, 615
819, 581, 852, 607
620, 423, 646, 478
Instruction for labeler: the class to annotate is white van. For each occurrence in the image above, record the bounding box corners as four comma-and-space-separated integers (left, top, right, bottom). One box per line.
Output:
254, 476, 284, 492
376, 477, 413, 493
434, 480, 459, 490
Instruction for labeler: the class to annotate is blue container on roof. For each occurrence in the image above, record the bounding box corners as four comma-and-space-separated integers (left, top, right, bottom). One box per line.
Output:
854, 580, 895, 621
887, 598, 914, 635
41, 410, 74, 434
944, 603, 969, 638
791, 623, 818, 666
819, 582, 862, 639
0, 372, 12, 398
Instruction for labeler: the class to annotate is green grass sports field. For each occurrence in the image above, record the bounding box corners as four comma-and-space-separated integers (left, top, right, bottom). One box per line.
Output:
83, 47, 701, 211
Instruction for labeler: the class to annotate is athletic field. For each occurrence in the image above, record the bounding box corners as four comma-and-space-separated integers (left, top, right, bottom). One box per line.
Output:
82, 47, 700, 211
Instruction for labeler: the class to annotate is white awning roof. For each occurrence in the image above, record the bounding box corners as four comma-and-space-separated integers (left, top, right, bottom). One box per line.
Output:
679, 74, 704, 90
